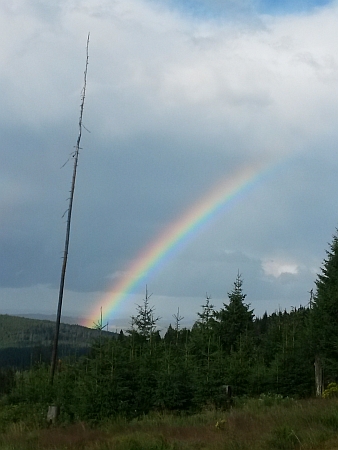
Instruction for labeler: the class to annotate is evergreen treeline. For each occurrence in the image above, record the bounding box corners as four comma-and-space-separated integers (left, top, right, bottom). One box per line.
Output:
2, 230, 338, 422
0, 315, 115, 369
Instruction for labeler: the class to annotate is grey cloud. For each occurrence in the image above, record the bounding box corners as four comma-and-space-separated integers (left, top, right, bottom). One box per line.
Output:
1, 0, 338, 323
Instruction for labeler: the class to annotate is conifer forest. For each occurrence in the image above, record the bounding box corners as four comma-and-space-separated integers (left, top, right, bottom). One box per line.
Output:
3, 232, 338, 450
1, 230, 338, 424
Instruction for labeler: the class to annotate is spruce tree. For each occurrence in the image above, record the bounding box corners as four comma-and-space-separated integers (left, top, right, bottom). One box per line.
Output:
129, 286, 160, 341
311, 231, 338, 380
215, 273, 254, 354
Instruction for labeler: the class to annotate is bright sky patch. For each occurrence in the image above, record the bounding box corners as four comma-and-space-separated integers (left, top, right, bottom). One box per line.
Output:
262, 259, 299, 278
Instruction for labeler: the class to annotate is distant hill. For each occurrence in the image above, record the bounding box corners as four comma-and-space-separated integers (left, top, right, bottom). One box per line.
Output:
0, 314, 116, 369
13, 313, 88, 325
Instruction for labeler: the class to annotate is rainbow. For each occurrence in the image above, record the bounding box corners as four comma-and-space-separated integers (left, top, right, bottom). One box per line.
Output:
83, 160, 272, 327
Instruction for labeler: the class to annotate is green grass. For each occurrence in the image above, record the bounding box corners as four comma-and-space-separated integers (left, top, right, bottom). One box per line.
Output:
2, 397, 338, 449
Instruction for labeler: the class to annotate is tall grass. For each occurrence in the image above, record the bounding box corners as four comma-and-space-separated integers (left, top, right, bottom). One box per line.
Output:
2, 396, 338, 449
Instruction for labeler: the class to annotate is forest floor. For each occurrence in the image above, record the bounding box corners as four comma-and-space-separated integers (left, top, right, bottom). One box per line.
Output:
2, 397, 338, 449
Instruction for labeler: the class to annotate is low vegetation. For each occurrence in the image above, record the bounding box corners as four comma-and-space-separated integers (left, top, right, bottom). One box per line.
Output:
1, 396, 338, 449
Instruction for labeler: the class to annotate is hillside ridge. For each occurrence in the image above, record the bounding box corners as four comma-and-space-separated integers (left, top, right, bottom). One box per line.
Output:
0, 314, 116, 369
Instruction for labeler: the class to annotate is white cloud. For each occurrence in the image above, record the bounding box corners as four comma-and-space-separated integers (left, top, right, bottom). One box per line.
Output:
262, 259, 299, 278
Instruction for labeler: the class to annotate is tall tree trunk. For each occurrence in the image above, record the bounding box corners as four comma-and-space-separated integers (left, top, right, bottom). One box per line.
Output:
50, 33, 90, 385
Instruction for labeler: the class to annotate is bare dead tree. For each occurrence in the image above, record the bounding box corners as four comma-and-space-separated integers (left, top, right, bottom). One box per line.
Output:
50, 33, 90, 385
93, 306, 109, 332
173, 307, 184, 346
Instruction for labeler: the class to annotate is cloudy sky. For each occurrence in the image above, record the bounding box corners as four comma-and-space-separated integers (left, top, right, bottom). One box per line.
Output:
1, 0, 338, 330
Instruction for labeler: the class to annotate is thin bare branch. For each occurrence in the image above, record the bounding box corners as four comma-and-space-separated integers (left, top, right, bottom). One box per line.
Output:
60, 158, 70, 169
82, 124, 91, 133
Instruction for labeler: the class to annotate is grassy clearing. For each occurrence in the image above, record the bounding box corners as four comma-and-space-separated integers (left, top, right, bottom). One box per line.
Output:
2, 397, 338, 449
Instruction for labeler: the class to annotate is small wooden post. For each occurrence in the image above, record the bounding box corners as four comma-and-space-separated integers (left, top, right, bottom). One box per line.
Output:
314, 355, 323, 397
47, 405, 60, 424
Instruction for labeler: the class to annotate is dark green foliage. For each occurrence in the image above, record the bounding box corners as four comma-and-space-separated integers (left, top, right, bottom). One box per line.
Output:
0, 314, 113, 349
163, 324, 176, 344
1, 266, 329, 421
215, 274, 254, 354
0, 314, 116, 369
311, 231, 338, 380
251, 307, 313, 398
155, 368, 194, 411
129, 288, 160, 340
0, 369, 15, 395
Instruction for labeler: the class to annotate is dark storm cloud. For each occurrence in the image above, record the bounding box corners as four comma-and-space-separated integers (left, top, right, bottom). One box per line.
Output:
1, 0, 338, 322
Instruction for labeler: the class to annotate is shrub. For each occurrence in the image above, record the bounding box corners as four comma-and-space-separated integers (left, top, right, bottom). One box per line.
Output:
323, 383, 338, 399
